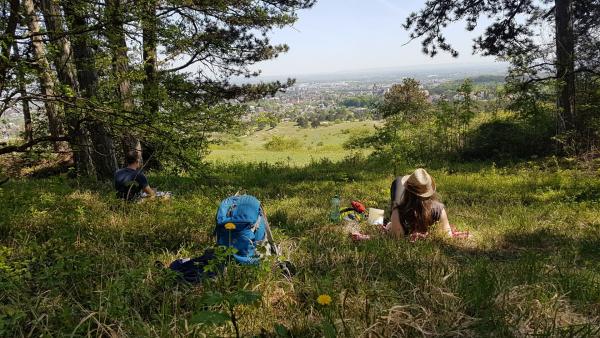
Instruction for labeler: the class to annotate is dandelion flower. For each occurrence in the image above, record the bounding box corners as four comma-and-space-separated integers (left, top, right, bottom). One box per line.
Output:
317, 294, 332, 305
224, 223, 236, 230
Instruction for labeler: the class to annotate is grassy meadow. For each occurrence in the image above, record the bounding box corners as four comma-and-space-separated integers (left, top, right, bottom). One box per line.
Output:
209, 121, 378, 164
1, 121, 600, 337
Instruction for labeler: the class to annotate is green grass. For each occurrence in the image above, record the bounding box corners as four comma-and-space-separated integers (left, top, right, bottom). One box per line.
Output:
1, 156, 599, 337
208, 121, 378, 164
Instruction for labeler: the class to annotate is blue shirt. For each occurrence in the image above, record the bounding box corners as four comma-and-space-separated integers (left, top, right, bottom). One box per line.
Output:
114, 168, 149, 200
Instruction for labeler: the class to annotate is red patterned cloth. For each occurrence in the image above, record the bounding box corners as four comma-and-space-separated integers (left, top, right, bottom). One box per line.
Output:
351, 201, 367, 214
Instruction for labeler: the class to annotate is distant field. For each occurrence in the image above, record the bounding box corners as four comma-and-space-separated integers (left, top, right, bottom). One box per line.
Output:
208, 121, 379, 164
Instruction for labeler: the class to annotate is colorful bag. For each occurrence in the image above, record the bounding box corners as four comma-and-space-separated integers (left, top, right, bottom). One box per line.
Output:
340, 200, 368, 221
215, 195, 267, 265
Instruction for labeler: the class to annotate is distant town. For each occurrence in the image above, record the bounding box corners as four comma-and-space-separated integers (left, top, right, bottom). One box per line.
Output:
1, 64, 507, 141
244, 67, 505, 128
0, 108, 21, 142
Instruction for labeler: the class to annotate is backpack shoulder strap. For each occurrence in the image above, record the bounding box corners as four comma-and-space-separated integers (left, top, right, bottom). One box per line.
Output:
250, 213, 262, 233
260, 207, 281, 256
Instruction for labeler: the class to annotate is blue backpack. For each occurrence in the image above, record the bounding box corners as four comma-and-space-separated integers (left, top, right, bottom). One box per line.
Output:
215, 195, 267, 265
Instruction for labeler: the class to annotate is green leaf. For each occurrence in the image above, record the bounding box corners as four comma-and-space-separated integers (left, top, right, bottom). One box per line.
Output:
199, 291, 224, 306
190, 311, 230, 325
322, 320, 337, 338
274, 323, 290, 337
226, 290, 262, 306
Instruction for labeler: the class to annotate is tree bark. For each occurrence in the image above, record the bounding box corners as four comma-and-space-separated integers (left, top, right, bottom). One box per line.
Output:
63, 0, 118, 179
23, 0, 69, 154
39, 0, 78, 92
142, 0, 159, 115
18, 77, 33, 143
12, 42, 33, 143
0, 0, 20, 94
106, 0, 141, 159
140, 0, 160, 169
555, 0, 576, 139
39, 0, 95, 176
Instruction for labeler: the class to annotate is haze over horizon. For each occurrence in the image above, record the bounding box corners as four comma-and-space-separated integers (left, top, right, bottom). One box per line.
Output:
253, 61, 508, 80
253, 0, 503, 78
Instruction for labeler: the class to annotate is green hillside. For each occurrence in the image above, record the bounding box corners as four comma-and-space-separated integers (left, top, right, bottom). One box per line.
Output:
208, 121, 379, 164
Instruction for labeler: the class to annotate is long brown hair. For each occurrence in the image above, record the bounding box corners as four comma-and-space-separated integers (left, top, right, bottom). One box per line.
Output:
397, 190, 440, 233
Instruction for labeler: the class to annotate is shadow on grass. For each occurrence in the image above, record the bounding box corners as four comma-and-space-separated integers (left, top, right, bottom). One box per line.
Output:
438, 227, 600, 316
440, 227, 600, 261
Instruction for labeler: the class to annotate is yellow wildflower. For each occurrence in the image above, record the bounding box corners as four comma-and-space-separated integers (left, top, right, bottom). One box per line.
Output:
224, 223, 236, 230
316, 294, 332, 306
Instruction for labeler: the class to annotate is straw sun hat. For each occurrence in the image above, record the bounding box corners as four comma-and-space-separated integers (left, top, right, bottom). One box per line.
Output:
400, 168, 436, 198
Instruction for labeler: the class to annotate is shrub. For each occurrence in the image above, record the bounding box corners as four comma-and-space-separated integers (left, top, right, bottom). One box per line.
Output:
462, 118, 554, 160
263, 136, 302, 151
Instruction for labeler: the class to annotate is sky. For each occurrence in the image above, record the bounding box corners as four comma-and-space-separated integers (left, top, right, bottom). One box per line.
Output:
253, 0, 500, 77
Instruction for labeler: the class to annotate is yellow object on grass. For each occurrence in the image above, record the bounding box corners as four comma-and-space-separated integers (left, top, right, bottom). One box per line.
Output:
317, 294, 332, 305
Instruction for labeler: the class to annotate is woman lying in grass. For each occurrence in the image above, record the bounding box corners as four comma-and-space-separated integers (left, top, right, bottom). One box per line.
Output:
352, 168, 469, 241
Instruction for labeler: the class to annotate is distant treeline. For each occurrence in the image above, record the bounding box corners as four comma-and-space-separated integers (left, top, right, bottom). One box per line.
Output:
427, 75, 505, 96
339, 96, 381, 108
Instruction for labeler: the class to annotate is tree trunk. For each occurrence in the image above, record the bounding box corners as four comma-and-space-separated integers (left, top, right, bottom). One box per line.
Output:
68, 123, 96, 176
39, 0, 95, 176
106, 0, 141, 159
140, 0, 160, 169
88, 121, 118, 177
0, 0, 19, 94
555, 0, 576, 140
63, 0, 118, 179
23, 0, 69, 154
142, 0, 159, 115
19, 78, 33, 143
39, 0, 78, 92
13, 42, 33, 143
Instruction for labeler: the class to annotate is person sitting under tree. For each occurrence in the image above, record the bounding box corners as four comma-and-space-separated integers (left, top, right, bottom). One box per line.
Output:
114, 151, 155, 201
